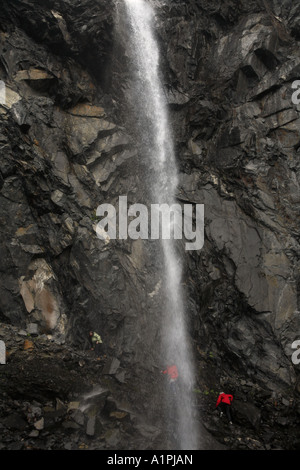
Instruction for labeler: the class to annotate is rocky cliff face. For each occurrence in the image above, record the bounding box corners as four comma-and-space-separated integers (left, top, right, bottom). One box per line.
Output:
0, 0, 299, 450
149, 0, 300, 391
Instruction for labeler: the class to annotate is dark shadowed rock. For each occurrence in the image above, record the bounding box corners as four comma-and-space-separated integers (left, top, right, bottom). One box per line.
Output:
2, 413, 28, 431
103, 357, 121, 376
233, 400, 261, 430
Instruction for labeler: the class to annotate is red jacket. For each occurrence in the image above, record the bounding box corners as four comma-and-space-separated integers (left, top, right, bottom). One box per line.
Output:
162, 365, 178, 380
216, 393, 233, 407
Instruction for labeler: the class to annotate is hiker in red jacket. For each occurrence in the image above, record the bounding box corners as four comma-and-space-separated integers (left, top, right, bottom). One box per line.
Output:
161, 364, 179, 396
216, 392, 233, 424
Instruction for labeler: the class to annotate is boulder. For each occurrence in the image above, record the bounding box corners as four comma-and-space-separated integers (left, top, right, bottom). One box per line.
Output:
34, 418, 44, 431
27, 323, 39, 336
103, 357, 121, 376
233, 400, 261, 430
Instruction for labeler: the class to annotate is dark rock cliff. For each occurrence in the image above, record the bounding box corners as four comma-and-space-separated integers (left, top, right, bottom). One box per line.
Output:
154, 0, 300, 393
0, 0, 299, 450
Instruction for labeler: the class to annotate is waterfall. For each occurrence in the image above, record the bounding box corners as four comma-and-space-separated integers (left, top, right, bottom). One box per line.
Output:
122, 0, 199, 449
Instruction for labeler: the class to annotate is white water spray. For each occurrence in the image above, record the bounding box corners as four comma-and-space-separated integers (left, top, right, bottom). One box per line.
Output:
123, 0, 199, 449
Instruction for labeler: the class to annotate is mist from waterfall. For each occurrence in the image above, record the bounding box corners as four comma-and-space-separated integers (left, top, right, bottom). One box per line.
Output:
122, 0, 199, 449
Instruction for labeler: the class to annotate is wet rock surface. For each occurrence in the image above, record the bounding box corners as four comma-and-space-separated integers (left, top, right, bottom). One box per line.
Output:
0, 322, 221, 450
1, 322, 299, 450
0, 322, 161, 450
0, 0, 299, 450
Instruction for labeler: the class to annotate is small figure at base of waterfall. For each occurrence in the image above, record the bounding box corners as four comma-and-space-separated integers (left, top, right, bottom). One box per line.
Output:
216, 392, 233, 424
89, 331, 104, 360
161, 364, 179, 397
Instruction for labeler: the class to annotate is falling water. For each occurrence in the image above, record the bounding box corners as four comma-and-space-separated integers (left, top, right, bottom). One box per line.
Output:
122, 0, 199, 449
